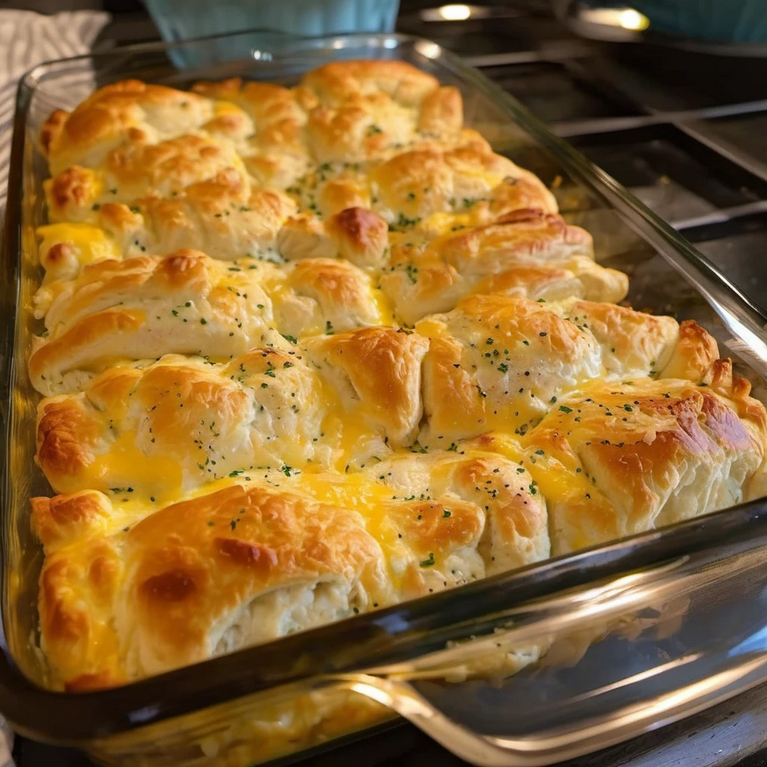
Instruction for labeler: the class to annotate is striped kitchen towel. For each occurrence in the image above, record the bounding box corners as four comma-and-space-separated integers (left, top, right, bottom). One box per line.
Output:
0, 716, 11, 767
0, 9, 110, 217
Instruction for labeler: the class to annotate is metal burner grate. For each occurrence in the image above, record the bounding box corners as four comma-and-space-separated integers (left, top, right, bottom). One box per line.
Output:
400, 6, 767, 312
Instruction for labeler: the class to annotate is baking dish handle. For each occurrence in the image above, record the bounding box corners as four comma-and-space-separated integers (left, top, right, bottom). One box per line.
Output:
331, 535, 767, 766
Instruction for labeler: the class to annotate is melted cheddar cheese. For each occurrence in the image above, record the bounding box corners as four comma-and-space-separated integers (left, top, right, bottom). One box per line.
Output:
38, 223, 119, 267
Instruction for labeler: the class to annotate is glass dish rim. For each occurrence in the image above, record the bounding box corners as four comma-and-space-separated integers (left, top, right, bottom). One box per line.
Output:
3, 28, 767, 745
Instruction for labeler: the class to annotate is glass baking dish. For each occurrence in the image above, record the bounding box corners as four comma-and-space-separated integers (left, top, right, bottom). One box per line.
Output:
5, 29, 767, 767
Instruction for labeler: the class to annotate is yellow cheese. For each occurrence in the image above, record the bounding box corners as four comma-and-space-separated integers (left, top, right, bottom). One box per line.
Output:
213, 101, 247, 117
373, 285, 396, 326
295, 471, 393, 513
483, 396, 543, 436
420, 211, 472, 237
295, 471, 405, 587
473, 433, 524, 464
414, 318, 444, 339
318, 377, 380, 473
480, 430, 584, 507
37, 223, 120, 268
88, 431, 184, 508
527, 454, 593, 508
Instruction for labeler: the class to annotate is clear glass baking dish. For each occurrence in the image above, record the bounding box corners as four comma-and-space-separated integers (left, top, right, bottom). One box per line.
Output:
5, 29, 767, 767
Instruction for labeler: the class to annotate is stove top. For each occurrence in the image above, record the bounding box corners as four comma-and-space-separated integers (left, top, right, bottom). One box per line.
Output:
14, 2, 767, 765
396, 3, 767, 315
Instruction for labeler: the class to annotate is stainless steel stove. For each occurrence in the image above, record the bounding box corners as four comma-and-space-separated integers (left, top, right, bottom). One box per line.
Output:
12, 2, 767, 765
397, 3, 767, 321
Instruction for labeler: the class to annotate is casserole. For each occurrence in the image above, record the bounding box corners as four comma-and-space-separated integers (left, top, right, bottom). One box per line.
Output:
6, 30, 767, 766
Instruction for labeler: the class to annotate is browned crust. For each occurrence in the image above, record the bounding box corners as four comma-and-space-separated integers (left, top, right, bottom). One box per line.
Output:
40, 109, 69, 156
304, 327, 428, 445
29, 308, 144, 390
326, 207, 389, 266
301, 60, 440, 105
36, 399, 100, 490
287, 257, 377, 322
661, 319, 720, 381
47, 166, 97, 213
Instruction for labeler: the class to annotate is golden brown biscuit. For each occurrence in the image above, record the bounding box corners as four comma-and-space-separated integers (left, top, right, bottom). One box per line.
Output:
301, 61, 442, 107
278, 207, 390, 267
523, 375, 767, 553
34, 481, 392, 687
273, 257, 391, 338
34, 446, 546, 688
36, 350, 323, 498
41, 182, 297, 284
31, 250, 389, 395
382, 210, 625, 323
366, 445, 549, 575
301, 61, 465, 163
42, 80, 216, 175
302, 326, 429, 449
30, 250, 282, 395
36, 328, 427, 497
39, 78, 305, 284
45, 135, 248, 222
372, 146, 557, 228
416, 294, 714, 442
193, 78, 306, 127
192, 78, 313, 188
471, 257, 628, 304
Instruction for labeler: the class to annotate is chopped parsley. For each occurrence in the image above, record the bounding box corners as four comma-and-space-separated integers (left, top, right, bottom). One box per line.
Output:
389, 213, 422, 230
